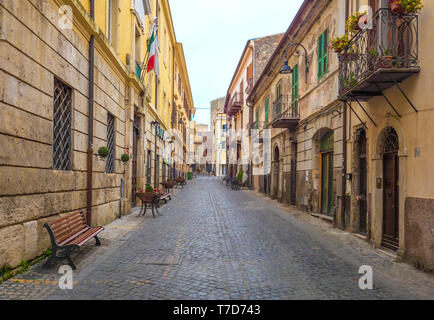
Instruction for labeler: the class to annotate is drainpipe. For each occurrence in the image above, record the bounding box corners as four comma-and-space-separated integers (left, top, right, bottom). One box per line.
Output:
171, 47, 175, 178
341, 102, 347, 230
86, 0, 95, 225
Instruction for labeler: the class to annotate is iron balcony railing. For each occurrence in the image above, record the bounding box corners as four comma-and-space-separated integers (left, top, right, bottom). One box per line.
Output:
230, 91, 243, 107
272, 95, 299, 121
338, 8, 419, 97
227, 91, 243, 116
250, 121, 267, 130
273, 96, 282, 117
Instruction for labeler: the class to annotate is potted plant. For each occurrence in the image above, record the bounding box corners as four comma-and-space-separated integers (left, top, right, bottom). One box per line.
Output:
188, 172, 193, 180
378, 48, 397, 68
97, 146, 109, 160
121, 153, 130, 163
237, 171, 243, 182
389, 0, 423, 14
346, 11, 368, 33
330, 33, 350, 53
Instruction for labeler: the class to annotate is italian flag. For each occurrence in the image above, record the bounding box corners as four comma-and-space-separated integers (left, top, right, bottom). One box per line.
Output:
146, 23, 160, 76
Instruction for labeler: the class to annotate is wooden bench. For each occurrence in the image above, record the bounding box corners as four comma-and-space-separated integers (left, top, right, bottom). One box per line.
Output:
231, 179, 241, 190
136, 192, 162, 218
160, 181, 175, 193
175, 178, 186, 188
43, 211, 104, 270
158, 192, 172, 204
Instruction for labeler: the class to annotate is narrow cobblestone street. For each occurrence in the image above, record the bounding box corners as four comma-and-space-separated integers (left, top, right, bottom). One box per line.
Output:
0, 177, 433, 300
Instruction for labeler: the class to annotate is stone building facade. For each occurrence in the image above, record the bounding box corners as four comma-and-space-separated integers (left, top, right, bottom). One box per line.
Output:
0, 0, 194, 269
224, 34, 283, 184
244, 0, 433, 272
210, 97, 227, 177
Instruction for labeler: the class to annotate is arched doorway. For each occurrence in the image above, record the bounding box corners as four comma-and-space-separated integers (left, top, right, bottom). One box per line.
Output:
272, 145, 280, 198
320, 130, 334, 216
382, 127, 400, 251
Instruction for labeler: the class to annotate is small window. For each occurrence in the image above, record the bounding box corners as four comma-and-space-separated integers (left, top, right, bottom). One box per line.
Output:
106, 114, 115, 173
53, 78, 72, 171
292, 64, 299, 102
318, 29, 329, 80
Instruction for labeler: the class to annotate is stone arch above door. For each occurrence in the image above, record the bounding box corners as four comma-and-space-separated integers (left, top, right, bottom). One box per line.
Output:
372, 116, 408, 159
370, 118, 408, 255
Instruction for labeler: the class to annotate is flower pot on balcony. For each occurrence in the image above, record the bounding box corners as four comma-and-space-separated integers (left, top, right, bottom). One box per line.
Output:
378, 55, 394, 68
389, 0, 405, 13
355, 16, 368, 31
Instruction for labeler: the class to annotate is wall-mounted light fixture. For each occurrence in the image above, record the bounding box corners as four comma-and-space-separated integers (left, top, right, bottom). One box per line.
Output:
279, 42, 309, 83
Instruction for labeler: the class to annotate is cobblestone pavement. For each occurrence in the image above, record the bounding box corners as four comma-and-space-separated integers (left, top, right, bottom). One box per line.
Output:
1, 176, 433, 300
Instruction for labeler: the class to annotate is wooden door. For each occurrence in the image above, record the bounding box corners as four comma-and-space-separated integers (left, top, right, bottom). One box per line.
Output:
320, 152, 334, 215
359, 131, 368, 234
382, 152, 399, 250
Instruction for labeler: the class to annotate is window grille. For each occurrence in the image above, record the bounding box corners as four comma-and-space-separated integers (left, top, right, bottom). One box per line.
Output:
106, 113, 115, 173
53, 78, 72, 170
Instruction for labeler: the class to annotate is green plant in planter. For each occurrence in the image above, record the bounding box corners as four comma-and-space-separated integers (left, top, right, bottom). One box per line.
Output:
121, 153, 130, 163
146, 185, 154, 192
390, 0, 423, 14
369, 49, 379, 57
345, 11, 368, 33
98, 146, 109, 158
237, 171, 243, 182
330, 33, 350, 53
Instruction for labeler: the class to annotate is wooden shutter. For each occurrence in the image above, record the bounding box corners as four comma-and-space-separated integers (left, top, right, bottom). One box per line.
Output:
256, 110, 259, 129
292, 64, 299, 103
265, 98, 269, 126
247, 63, 253, 80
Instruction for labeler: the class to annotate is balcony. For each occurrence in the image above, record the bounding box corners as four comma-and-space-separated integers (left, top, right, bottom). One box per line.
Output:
270, 95, 300, 129
250, 121, 268, 131
338, 8, 420, 101
226, 91, 243, 116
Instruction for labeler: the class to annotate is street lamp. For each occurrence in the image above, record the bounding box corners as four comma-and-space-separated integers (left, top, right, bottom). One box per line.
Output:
279, 42, 309, 82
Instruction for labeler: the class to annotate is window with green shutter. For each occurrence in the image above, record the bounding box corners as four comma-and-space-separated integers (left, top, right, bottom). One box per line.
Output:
318, 29, 329, 80
265, 97, 269, 127
291, 64, 299, 103
256, 110, 259, 129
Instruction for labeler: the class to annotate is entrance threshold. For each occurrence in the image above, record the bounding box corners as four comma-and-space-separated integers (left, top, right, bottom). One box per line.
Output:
353, 233, 368, 241
308, 212, 334, 223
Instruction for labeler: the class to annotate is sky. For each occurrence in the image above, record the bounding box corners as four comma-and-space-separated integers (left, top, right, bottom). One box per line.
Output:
168, 0, 304, 126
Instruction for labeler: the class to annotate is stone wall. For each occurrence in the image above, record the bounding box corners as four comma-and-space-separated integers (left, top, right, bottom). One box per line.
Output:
0, 0, 129, 268
404, 197, 434, 272
253, 34, 283, 85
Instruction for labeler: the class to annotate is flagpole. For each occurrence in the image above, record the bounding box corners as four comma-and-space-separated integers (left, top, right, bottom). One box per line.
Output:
140, 18, 158, 81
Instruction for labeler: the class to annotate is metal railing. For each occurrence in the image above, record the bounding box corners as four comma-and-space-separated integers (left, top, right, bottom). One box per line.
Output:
230, 91, 243, 107
273, 96, 282, 117
250, 121, 267, 130
338, 8, 419, 96
272, 95, 299, 121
